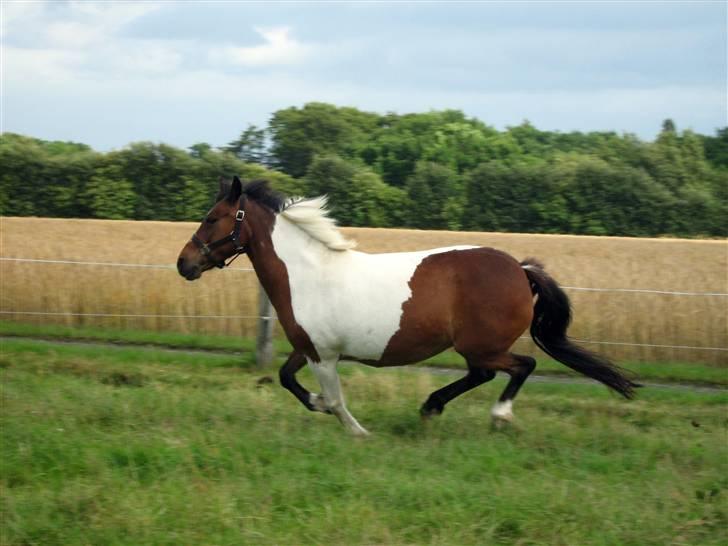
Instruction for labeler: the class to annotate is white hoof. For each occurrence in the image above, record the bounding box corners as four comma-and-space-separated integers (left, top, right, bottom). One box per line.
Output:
350, 425, 371, 437
309, 393, 330, 413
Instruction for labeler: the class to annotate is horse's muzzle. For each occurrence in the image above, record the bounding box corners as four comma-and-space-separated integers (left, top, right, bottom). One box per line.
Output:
177, 257, 201, 281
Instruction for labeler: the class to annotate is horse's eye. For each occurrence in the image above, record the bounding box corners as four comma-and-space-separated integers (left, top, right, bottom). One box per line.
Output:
205, 217, 217, 225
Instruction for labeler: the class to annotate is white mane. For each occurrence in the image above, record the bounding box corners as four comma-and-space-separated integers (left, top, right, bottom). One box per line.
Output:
280, 196, 356, 251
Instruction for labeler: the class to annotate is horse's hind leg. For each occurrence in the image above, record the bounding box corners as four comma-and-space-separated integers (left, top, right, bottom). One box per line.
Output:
420, 365, 495, 417
490, 353, 536, 425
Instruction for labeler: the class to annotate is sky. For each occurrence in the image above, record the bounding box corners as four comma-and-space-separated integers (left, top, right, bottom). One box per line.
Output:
2, 0, 726, 151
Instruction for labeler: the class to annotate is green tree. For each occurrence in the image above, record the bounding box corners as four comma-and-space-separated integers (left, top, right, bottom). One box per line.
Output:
304, 155, 406, 227
404, 161, 463, 229
362, 110, 504, 186
269, 103, 380, 177
188, 142, 212, 158
702, 127, 728, 169
464, 159, 555, 233
224, 124, 268, 165
551, 153, 675, 236
81, 172, 137, 219
642, 124, 722, 235
0, 133, 99, 218
3, 107, 726, 238
421, 122, 519, 173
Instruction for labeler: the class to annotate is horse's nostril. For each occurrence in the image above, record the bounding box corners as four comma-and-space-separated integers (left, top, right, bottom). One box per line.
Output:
177, 257, 185, 274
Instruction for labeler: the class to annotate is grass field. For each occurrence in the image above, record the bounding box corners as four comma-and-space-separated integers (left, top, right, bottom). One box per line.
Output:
1, 338, 727, 545
1, 217, 726, 365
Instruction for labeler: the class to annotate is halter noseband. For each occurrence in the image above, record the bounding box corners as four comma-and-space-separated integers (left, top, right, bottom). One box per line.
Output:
191, 202, 247, 269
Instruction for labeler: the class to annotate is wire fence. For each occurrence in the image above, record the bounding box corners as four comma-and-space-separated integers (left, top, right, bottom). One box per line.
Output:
0, 257, 255, 272
1, 255, 727, 353
2, 256, 726, 297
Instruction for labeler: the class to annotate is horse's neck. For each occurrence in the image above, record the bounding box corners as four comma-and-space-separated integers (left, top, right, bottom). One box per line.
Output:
248, 214, 334, 332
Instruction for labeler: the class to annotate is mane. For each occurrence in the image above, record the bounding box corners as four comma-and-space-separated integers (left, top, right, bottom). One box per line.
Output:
242, 179, 286, 212
279, 196, 356, 251
226, 178, 355, 251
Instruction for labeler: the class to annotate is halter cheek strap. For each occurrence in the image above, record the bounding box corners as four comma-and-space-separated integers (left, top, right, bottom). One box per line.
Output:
191, 204, 247, 269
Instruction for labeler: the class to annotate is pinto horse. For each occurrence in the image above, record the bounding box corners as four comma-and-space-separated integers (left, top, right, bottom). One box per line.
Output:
177, 177, 637, 435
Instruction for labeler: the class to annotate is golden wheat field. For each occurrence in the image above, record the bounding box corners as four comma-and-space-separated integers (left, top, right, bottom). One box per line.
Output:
1, 217, 726, 365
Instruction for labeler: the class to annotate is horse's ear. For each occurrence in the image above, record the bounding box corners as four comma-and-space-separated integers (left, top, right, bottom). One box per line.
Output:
227, 176, 243, 204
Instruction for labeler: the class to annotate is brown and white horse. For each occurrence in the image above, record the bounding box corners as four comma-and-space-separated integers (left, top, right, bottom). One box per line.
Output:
177, 177, 637, 435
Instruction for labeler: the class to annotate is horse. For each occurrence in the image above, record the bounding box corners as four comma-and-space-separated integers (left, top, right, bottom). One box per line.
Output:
177, 177, 638, 436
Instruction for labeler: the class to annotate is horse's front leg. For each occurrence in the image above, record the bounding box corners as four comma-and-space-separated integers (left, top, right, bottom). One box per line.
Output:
310, 359, 370, 437
278, 351, 326, 413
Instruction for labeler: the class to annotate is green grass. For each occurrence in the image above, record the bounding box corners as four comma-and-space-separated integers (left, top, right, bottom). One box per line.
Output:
1, 320, 726, 387
0, 320, 283, 353
1, 338, 727, 545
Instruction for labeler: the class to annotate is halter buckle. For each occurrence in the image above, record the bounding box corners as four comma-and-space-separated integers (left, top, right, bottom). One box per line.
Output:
235, 210, 245, 221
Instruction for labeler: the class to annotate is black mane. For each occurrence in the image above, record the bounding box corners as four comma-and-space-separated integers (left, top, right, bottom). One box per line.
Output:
217, 177, 286, 213
243, 179, 286, 213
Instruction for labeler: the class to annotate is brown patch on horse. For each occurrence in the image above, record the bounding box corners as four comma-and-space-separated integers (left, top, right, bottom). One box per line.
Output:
376, 248, 534, 367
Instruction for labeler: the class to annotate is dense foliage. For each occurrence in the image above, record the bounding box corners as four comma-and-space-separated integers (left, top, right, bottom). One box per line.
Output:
2, 103, 726, 236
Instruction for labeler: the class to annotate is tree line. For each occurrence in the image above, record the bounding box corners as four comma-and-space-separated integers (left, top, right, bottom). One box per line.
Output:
2, 103, 726, 237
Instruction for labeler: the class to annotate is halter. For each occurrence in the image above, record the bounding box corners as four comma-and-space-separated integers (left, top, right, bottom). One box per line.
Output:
191, 201, 247, 269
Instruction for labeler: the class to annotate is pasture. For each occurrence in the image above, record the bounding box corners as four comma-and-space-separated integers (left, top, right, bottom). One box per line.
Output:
1, 217, 727, 365
1, 338, 727, 546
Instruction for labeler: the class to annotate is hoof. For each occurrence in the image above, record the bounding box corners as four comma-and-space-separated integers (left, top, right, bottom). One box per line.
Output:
420, 405, 443, 419
491, 414, 523, 433
309, 393, 332, 414
491, 414, 514, 430
490, 400, 514, 429
351, 427, 371, 437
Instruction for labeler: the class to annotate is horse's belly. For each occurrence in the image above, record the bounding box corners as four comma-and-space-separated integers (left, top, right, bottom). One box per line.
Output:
301, 288, 411, 361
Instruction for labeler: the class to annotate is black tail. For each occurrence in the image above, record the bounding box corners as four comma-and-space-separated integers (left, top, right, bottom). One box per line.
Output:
521, 258, 638, 399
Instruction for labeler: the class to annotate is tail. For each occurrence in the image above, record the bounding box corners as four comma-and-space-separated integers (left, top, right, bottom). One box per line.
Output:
521, 258, 639, 399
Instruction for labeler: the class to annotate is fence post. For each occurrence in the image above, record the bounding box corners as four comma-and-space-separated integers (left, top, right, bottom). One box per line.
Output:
255, 283, 275, 368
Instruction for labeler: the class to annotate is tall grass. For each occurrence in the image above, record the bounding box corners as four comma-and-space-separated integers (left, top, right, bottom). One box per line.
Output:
1, 217, 726, 364
1, 339, 727, 545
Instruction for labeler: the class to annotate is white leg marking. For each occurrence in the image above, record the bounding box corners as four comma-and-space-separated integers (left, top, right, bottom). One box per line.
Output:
308, 393, 329, 413
491, 399, 514, 422
310, 360, 369, 436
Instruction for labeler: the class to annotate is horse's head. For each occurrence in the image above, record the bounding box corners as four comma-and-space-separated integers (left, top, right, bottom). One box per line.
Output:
177, 176, 251, 280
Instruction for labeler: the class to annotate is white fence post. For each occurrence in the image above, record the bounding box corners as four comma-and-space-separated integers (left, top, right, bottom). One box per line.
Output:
255, 283, 275, 368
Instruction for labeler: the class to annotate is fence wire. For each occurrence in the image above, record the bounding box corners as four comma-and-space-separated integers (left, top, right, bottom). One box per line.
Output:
2, 256, 725, 296
0, 257, 254, 272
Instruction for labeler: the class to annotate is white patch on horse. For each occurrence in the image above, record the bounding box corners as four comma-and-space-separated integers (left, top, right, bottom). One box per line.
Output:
271, 199, 475, 361
521, 264, 539, 271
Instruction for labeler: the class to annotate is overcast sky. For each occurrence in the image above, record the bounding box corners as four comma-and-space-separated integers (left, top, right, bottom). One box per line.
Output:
2, 1, 726, 151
